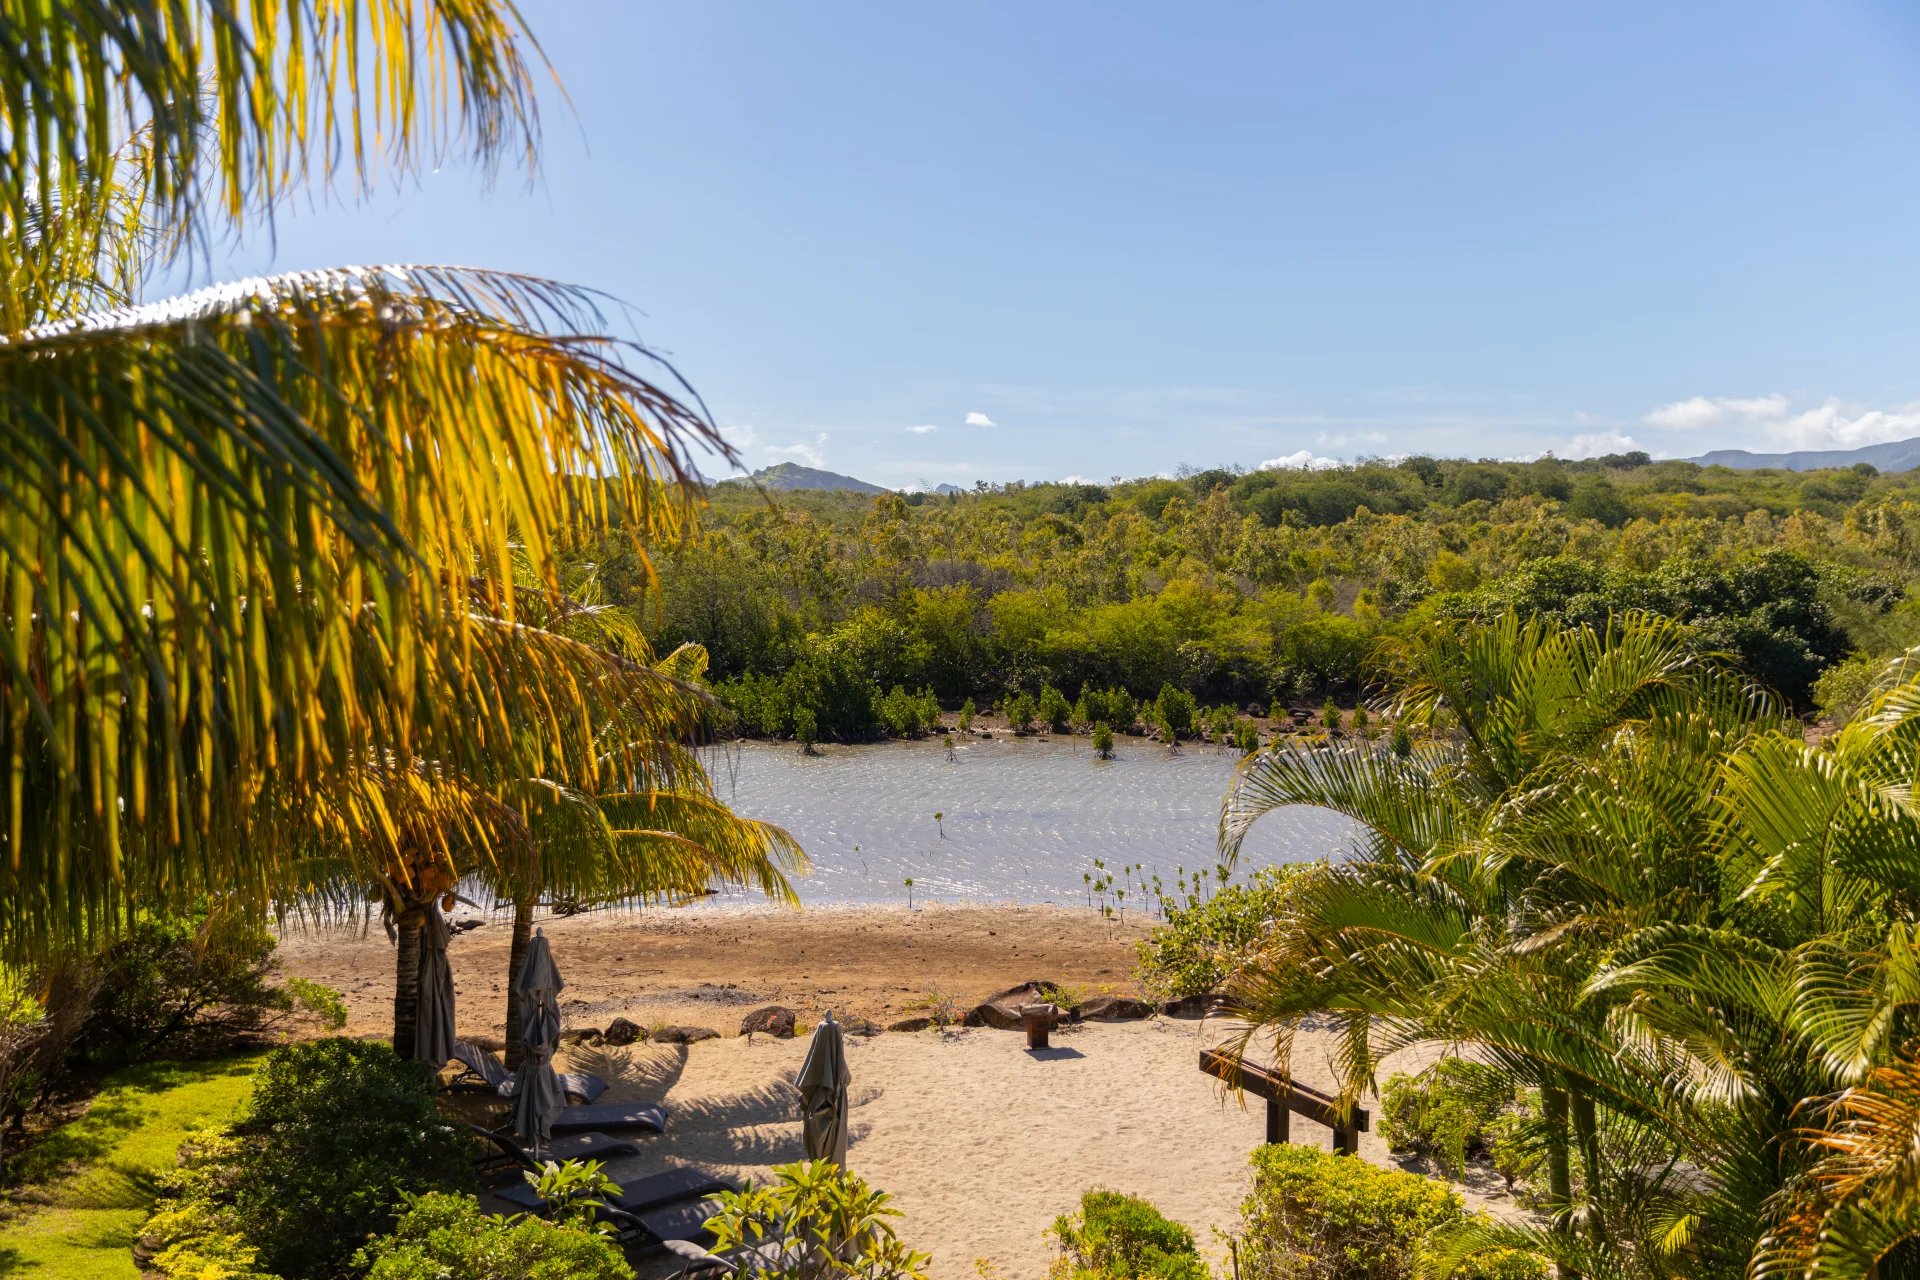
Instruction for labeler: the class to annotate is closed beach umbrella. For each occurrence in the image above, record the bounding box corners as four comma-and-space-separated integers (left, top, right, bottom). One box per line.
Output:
509, 927, 566, 1154
413, 903, 457, 1069
797, 1011, 850, 1167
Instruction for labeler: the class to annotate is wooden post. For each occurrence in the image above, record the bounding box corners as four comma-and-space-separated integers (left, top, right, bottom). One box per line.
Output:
1200, 1047, 1369, 1157
1265, 1097, 1289, 1145
1022, 1004, 1058, 1050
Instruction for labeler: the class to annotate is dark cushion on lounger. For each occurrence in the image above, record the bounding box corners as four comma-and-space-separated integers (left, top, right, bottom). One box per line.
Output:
545, 1130, 643, 1162
635, 1194, 727, 1245
549, 1101, 669, 1135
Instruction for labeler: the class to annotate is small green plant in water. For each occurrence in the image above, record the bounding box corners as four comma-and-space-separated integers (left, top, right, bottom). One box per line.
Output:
1092, 723, 1115, 759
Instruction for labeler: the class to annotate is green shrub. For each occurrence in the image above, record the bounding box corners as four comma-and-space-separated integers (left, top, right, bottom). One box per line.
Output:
143, 1038, 477, 1280
1377, 1059, 1512, 1175
1480, 1096, 1546, 1195
1236, 1144, 1462, 1280
1080, 685, 1138, 731
355, 1192, 633, 1280
1005, 691, 1038, 733
878, 685, 942, 738
76, 909, 346, 1068
1153, 684, 1196, 737
1050, 1189, 1207, 1280
959, 696, 976, 731
1443, 1247, 1551, 1280
704, 1160, 930, 1279
1093, 723, 1116, 759
0, 968, 45, 1149
1234, 718, 1260, 754
1137, 866, 1304, 999
1812, 653, 1880, 725
1039, 683, 1074, 731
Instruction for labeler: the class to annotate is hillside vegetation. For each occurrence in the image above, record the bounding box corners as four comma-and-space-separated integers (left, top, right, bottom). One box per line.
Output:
574, 452, 1920, 738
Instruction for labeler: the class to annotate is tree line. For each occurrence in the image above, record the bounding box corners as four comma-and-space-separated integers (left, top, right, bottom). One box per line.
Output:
570, 454, 1920, 738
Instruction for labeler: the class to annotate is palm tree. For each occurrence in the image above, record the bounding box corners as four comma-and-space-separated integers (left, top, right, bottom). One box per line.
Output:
0, 2, 734, 959
1218, 613, 1777, 1276
1223, 618, 1920, 1277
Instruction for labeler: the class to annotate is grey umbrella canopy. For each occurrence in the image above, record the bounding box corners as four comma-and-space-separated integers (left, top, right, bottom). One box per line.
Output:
413, 903, 457, 1069
509, 927, 566, 1154
797, 1011, 850, 1167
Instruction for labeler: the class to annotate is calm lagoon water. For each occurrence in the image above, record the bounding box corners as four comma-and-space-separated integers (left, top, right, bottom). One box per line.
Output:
706, 735, 1355, 907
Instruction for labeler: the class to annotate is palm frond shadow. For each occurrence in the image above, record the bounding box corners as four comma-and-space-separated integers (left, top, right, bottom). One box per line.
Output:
564, 1043, 690, 1098
612, 1077, 885, 1172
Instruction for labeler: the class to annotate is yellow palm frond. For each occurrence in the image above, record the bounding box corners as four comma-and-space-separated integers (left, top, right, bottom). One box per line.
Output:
0, 0, 544, 247
0, 265, 732, 954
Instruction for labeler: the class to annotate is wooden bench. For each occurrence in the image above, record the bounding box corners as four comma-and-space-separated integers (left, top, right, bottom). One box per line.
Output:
1199, 1047, 1369, 1155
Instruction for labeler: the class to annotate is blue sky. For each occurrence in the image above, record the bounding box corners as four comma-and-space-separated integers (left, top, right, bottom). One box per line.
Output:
191, 1, 1920, 487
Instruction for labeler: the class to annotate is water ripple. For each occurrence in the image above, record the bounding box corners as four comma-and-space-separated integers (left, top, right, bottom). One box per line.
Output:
708, 736, 1356, 907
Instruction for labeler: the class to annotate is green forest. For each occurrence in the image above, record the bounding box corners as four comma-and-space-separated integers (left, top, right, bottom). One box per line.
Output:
577, 452, 1920, 739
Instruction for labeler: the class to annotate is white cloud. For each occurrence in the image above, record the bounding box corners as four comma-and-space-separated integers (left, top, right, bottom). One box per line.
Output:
904, 424, 939, 435
964, 412, 997, 428
1767, 399, 1920, 450
1062, 474, 1094, 485
766, 432, 828, 469
1562, 429, 1642, 460
1645, 393, 1920, 451
1645, 394, 1788, 430
1258, 450, 1342, 471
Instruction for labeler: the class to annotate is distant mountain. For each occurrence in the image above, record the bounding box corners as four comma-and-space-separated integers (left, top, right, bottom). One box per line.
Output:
1691, 437, 1920, 472
934, 483, 965, 495
720, 462, 889, 494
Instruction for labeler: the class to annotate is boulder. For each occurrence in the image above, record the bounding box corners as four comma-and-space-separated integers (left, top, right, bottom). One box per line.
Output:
652, 1025, 721, 1044
965, 981, 1060, 1030
1080, 995, 1154, 1022
740, 1006, 798, 1040
602, 1017, 645, 1046
559, 1026, 603, 1045
887, 1015, 934, 1033
841, 1016, 884, 1037
1158, 993, 1220, 1020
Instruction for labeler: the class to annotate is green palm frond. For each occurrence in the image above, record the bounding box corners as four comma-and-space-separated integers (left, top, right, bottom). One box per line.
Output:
1220, 741, 1472, 869
0, 0, 544, 249
0, 265, 733, 953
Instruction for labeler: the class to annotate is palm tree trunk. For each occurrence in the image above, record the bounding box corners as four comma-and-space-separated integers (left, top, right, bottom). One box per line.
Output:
1542, 1084, 1579, 1280
392, 909, 423, 1059
1570, 1088, 1603, 1241
504, 898, 534, 1071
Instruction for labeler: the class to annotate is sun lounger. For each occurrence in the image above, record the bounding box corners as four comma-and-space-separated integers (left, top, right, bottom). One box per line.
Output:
450, 1040, 610, 1104
463, 1121, 643, 1184
494, 1164, 734, 1216
661, 1236, 785, 1277
548, 1100, 668, 1135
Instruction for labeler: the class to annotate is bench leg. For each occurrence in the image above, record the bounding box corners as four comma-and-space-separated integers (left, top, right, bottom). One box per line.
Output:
1333, 1126, 1359, 1156
1265, 1098, 1290, 1145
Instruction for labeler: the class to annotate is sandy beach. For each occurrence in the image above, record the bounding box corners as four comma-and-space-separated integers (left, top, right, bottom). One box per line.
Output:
274, 903, 1157, 1038
276, 904, 1514, 1278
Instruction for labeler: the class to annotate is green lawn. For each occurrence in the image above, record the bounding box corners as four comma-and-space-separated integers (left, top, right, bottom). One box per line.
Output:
0, 1056, 261, 1278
